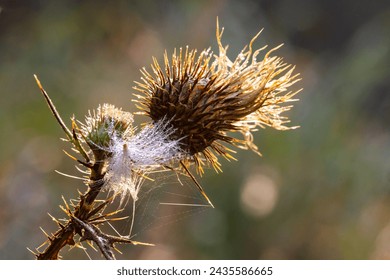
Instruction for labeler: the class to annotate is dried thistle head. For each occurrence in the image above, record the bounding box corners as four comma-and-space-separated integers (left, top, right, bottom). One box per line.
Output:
134, 23, 301, 174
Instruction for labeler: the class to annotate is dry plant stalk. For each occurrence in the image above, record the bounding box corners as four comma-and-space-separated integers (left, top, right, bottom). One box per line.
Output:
32, 22, 301, 260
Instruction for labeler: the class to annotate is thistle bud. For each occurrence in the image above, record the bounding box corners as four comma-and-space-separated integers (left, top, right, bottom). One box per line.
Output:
82, 104, 134, 156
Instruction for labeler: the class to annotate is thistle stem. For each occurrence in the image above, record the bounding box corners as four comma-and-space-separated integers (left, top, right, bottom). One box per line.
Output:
36, 162, 106, 259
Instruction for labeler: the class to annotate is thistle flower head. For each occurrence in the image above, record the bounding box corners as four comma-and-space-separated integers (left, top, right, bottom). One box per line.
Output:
134, 24, 301, 174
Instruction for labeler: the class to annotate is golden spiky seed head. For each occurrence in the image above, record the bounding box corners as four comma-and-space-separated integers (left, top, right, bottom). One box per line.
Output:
133, 25, 301, 174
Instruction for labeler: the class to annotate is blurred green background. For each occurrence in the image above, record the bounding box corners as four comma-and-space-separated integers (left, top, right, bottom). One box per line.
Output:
1, 0, 390, 259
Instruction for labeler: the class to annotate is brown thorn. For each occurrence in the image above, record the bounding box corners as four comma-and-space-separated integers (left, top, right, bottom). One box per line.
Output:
27, 247, 37, 257
180, 161, 214, 208
86, 240, 98, 252
77, 159, 94, 169
47, 213, 65, 229
36, 239, 50, 251
33, 74, 73, 140
71, 119, 91, 162
90, 216, 129, 225
62, 150, 78, 161
86, 199, 112, 219
59, 205, 69, 215
61, 196, 71, 211
39, 227, 52, 241
113, 246, 123, 255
